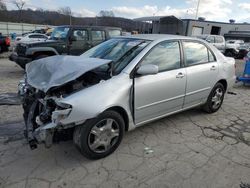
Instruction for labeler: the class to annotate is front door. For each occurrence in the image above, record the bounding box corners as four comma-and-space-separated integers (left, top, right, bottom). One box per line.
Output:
182, 41, 219, 108
134, 41, 186, 125
69, 28, 90, 55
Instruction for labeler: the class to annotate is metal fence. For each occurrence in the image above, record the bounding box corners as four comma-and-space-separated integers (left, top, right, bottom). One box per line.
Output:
0, 22, 51, 36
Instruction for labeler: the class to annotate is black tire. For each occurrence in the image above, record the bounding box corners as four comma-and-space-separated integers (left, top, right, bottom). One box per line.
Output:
203, 83, 225, 113
0, 46, 2, 53
73, 110, 125, 160
35, 54, 49, 60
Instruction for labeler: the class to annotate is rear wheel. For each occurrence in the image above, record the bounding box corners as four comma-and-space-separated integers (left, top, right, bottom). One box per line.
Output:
203, 83, 225, 113
73, 110, 125, 159
0, 46, 2, 53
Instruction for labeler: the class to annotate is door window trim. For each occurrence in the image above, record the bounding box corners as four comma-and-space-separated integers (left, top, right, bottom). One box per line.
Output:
132, 40, 184, 77
180, 39, 217, 67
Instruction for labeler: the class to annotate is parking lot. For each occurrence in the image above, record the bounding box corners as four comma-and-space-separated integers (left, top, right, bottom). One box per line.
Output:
0, 56, 250, 188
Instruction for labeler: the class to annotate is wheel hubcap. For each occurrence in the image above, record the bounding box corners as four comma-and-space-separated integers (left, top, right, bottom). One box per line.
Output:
211, 88, 223, 109
88, 118, 120, 153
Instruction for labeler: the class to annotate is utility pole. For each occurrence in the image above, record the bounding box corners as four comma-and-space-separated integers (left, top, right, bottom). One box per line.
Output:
195, 0, 201, 20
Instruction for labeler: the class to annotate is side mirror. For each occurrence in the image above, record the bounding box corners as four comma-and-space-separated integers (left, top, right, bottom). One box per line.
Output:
137, 64, 159, 76
206, 39, 211, 43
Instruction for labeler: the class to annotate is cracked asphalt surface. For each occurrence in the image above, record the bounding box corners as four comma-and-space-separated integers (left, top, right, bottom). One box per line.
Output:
0, 57, 250, 188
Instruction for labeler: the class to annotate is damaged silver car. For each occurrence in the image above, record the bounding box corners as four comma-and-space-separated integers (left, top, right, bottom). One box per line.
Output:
19, 35, 236, 159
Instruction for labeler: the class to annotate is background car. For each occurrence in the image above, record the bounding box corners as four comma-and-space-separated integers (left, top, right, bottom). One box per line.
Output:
20, 34, 236, 159
9, 25, 122, 69
238, 42, 250, 59
15, 33, 48, 44
0, 33, 10, 53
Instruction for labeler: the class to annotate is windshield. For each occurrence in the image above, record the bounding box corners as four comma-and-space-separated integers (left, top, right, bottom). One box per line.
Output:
50, 27, 70, 40
81, 38, 151, 74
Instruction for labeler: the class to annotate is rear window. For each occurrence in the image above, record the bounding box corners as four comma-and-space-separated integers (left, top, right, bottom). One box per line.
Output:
108, 30, 121, 37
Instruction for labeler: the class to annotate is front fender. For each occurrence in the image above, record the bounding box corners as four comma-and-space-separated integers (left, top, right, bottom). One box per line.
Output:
26, 47, 59, 56
58, 74, 135, 130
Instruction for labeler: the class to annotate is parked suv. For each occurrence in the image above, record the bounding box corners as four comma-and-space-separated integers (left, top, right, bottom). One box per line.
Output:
20, 35, 236, 159
9, 25, 122, 68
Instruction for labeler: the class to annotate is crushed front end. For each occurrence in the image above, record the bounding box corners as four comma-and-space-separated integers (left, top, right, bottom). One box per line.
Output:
20, 79, 74, 149
19, 56, 112, 149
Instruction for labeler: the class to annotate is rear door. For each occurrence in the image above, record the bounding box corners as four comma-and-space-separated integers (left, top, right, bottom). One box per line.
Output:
134, 40, 186, 124
90, 29, 106, 47
182, 41, 219, 108
69, 28, 89, 55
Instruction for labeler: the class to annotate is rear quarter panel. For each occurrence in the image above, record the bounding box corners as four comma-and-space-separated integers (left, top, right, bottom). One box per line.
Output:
212, 45, 236, 90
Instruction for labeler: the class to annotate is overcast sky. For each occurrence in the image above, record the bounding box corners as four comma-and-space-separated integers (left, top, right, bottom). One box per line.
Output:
3, 0, 250, 22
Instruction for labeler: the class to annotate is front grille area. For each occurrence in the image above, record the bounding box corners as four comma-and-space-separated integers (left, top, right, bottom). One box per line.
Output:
16, 44, 27, 56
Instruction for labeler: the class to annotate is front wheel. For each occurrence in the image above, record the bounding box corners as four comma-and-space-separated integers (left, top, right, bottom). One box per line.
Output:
203, 83, 225, 113
73, 110, 125, 159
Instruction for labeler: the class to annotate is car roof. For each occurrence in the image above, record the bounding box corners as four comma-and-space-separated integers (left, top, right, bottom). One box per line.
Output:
195, 34, 223, 37
57, 25, 122, 30
118, 34, 197, 41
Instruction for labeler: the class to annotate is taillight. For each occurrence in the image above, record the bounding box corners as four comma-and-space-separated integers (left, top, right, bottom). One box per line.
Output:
5, 37, 10, 46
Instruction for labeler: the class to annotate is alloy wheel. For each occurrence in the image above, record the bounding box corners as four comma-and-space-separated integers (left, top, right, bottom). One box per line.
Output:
211, 88, 223, 109
88, 118, 120, 153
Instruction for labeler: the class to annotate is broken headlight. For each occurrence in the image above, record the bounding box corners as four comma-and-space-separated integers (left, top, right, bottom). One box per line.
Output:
52, 101, 72, 125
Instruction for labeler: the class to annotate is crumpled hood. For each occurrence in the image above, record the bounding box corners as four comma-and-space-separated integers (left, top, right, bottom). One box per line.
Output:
26, 55, 112, 92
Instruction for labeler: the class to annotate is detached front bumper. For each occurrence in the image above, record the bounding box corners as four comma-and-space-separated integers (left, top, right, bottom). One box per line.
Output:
9, 53, 32, 69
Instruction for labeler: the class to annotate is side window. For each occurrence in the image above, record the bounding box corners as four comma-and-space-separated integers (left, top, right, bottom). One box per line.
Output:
215, 36, 223, 43
183, 42, 209, 65
29, 35, 39, 38
108, 30, 121, 37
141, 41, 181, 72
91, 30, 105, 41
207, 36, 215, 43
73, 29, 88, 41
39, 35, 47, 39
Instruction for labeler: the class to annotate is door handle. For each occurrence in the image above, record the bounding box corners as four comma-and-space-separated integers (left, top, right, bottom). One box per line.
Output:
210, 66, 216, 70
176, 72, 185, 78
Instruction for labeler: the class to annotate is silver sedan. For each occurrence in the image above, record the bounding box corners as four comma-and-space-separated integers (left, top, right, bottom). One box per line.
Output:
21, 34, 236, 159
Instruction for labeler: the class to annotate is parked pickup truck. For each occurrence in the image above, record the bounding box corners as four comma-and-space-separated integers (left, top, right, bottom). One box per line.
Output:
0, 33, 10, 53
9, 25, 122, 69
195, 35, 242, 58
